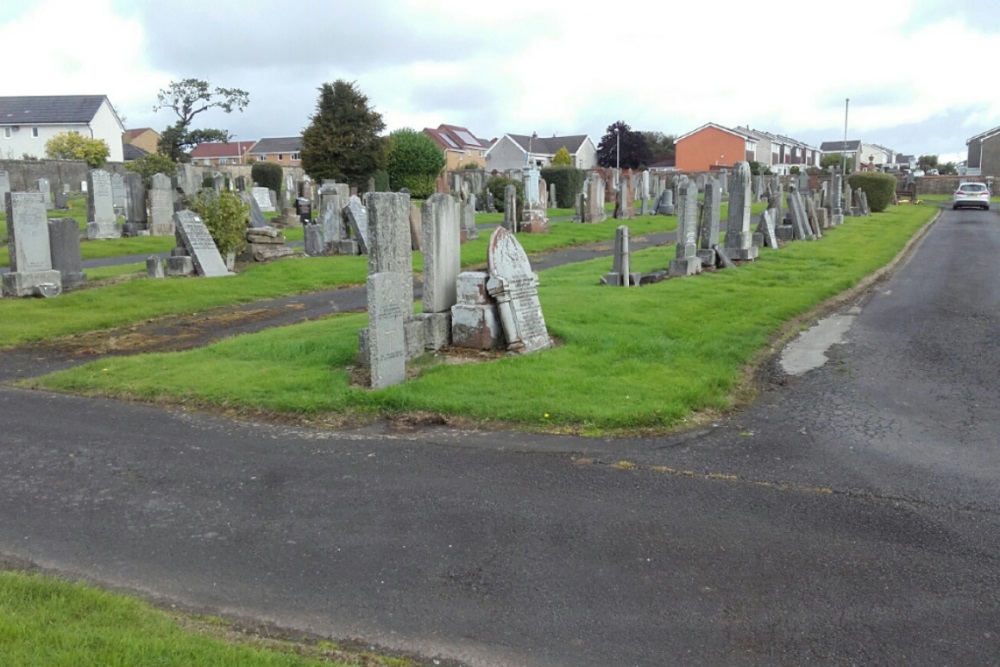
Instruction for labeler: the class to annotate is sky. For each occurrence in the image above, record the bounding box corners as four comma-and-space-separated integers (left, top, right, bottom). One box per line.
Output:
4, 0, 1000, 164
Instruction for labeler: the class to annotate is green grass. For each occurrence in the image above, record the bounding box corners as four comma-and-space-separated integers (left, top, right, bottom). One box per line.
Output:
0, 570, 411, 666
32, 204, 937, 432
0, 215, 677, 347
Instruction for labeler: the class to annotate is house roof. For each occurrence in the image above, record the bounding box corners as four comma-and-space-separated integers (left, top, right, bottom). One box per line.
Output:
248, 137, 302, 154
189, 141, 256, 159
123, 143, 150, 161
0, 95, 110, 125
676, 122, 755, 144
820, 140, 862, 152
424, 124, 489, 151
967, 125, 1000, 144
506, 134, 590, 155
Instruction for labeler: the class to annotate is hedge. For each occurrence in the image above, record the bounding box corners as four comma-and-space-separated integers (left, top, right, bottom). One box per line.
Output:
486, 176, 523, 216
540, 166, 584, 208
847, 172, 897, 213
251, 161, 283, 194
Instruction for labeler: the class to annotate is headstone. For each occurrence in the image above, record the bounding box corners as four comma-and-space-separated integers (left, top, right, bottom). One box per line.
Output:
125, 173, 147, 226
669, 182, 702, 277
365, 272, 409, 388
173, 210, 232, 277
251, 187, 274, 213
62, 183, 70, 194
601, 225, 640, 286
697, 180, 721, 266
3, 192, 62, 297
758, 209, 779, 249
48, 218, 87, 290
548, 183, 557, 208
503, 184, 518, 231
451, 272, 504, 349
522, 168, 548, 232
345, 195, 370, 254
85, 169, 119, 239
723, 162, 758, 261
319, 188, 346, 248
0, 171, 10, 205
176, 164, 200, 196
461, 195, 478, 241
614, 174, 634, 220
240, 191, 268, 228
54, 190, 69, 210
146, 256, 165, 279
419, 193, 462, 350
111, 173, 127, 213
640, 171, 650, 216
486, 226, 552, 353
148, 173, 176, 236
804, 196, 823, 238
408, 201, 422, 251
654, 188, 674, 216
213, 173, 224, 193
787, 188, 813, 241
38, 178, 54, 211
234, 175, 246, 192
583, 174, 606, 223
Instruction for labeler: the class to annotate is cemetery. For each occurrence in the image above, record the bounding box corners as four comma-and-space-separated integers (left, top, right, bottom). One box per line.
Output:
0, 158, 935, 431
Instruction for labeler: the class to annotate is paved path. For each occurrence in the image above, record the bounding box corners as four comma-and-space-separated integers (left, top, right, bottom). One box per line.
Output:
3, 208, 999, 666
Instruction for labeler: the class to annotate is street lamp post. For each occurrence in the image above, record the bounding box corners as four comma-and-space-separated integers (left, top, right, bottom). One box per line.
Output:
842, 98, 850, 176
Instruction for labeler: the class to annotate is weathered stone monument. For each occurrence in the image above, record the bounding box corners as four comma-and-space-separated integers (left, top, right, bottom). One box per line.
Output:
485, 227, 552, 353
723, 162, 758, 261
601, 225, 640, 286
148, 173, 175, 236
669, 182, 702, 277
48, 218, 87, 290
757, 209, 779, 249
831, 175, 844, 225
251, 186, 274, 213
111, 172, 127, 215
654, 188, 674, 216
461, 195, 478, 242
697, 180, 721, 266
125, 172, 147, 232
3, 192, 62, 297
502, 184, 518, 232
787, 188, 812, 241
243, 225, 293, 262
582, 174, 606, 223
522, 168, 548, 233
640, 171, 650, 216
0, 171, 10, 206
38, 178, 54, 211
172, 210, 233, 277
345, 195, 369, 254
419, 193, 461, 350
85, 169, 119, 239
614, 174, 634, 220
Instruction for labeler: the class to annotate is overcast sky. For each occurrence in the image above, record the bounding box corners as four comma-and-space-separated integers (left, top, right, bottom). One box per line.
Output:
4, 0, 999, 163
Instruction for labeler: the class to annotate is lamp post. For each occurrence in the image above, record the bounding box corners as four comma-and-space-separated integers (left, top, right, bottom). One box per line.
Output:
842, 98, 850, 176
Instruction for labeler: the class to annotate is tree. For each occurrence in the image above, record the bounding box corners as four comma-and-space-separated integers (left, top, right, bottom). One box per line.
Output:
386, 128, 445, 197
551, 146, 573, 167
596, 121, 651, 169
301, 80, 390, 188
939, 161, 958, 175
641, 131, 676, 163
251, 161, 283, 194
124, 153, 176, 188
44, 132, 109, 167
918, 154, 939, 171
820, 153, 845, 170
154, 78, 249, 162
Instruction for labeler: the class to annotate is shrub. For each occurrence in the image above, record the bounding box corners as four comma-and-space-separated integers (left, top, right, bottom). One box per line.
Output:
373, 168, 390, 193
189, 189, 249, 257
393, 173, 435, 196
251, 161, 283, 194
847, 172, 897, 213
44, 132, 109, 167
540, 166, 584, 208
386, 128, 444, 196
552, 147, 573, 167
486, 176, 523, 215
461, 162, 480, 170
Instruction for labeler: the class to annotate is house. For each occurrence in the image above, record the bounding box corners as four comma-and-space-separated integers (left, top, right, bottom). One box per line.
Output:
0, 95, 125, 162
675, 123, 757, 172
820, 140, 892, 171
189, 140, 256, 166
965, 125, 1000, 176
123, 127, 160, 155
423, 124, 490, 170
123, 143, 150, 162
247, 137, 302, 166
717, 125, 822, 174
485, 134, 598, 172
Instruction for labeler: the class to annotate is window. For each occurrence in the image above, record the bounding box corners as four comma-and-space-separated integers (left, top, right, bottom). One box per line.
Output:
292, 152, 300, 160
3, 128, 9, 138
278, 154, 284, 161
219, 158, 228, 165
31, 127, 39, 138
479, 150, 484, 157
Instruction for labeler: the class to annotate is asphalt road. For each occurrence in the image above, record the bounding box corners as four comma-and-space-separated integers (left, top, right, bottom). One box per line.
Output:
2, 207, 999, 666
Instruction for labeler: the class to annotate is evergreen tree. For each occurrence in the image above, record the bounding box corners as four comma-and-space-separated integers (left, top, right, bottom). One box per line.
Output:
596, 121, 652, 169
551, 146, 573, 166
301, 80, 390, 188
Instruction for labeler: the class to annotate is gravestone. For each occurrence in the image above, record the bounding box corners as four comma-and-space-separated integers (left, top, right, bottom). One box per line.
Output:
251, 187, 275, 213
697, 180, 721, 266
451, 272, 504, 349
147, 256, 165, 279
723, 162, 758, 261
173, 210, 232, 277
48, 218, 87, 290
319, 188, 346, 251
148, 173, 176, 236
38, 178, 54, 211
804, 196, 822, 238
601, 225, 640, 286
461, 195, 478, 241
548, 183, 557, 208
111, 173, 127, 214
583, 174, 606, 223
303, 223, 324, 256
125, 173, 147, 226
614, 174, 634, 220
366, 272, 409, 388
757, 209, 779, 249
419, 193, 462, 350
3, 192, 62, 297
787, 188, 813, 241
54, 190, 69, 210
655, 188, 674, 216
0, 171, 10, 205
234, 175, 246, 192
522, 169, 548, 232
830, 175, 844, 224
502, 184, 518, 231
486, 226, 552, 353
640, 171, 650, 216
408, 201, 422, 251
669, 182, 702, 277
346, 195, 370, 254
85, 169, 119, 239
213, 173, 224, 193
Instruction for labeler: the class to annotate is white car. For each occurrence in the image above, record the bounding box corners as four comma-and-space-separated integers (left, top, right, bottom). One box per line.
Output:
953, 182, 991, 210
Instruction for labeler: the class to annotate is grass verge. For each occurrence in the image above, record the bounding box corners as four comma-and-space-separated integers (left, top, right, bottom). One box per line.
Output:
30, 204, 937, 434
0, 570, 415, 666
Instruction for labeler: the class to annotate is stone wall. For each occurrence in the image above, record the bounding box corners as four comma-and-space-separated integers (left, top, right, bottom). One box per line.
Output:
893, 174, 995, 195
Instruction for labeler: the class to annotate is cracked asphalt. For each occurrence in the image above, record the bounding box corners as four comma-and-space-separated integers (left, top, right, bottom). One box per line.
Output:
1, 208, 999, 666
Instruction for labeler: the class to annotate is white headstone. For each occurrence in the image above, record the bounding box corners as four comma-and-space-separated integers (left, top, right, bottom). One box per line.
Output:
3, 192, 62, 297
86, 169, 119, 239
148, 173, 175, 236
251, 187, 275, 213
486, 226, 552, 353
173, 210, 232, 277
422, 193, 461, 314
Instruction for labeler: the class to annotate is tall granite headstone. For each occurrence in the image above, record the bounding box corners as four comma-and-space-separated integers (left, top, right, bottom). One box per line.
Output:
48, 218, 87, 290
125, 172, 147, 226
723, 162, 758, 261
502, 184, 518, 231
697, 180, 721, 266
670, 181, 702, 276
3, 192, 62, 297
601, 225, 639, 286
420, 193, 462, 350
85, 169, 119, 239
38, 178, 54, 211
148, 173, 175, 236
111, 173, 127, 214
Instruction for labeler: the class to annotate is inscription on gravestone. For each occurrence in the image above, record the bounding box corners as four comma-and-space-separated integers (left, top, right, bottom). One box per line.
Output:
174, 210, 232, 277
486, 226, 551, 353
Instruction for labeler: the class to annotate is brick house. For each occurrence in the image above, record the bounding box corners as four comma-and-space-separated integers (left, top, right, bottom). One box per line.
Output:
123, 127, 160, 154
423, 124, 490, 170
247, 137, 302, 166
675, 123, 756, 172
189, 140, 256, 166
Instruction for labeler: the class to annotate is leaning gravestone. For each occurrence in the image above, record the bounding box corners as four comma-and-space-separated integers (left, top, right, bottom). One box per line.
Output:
86, 169, 119, 239
38, 178, 54, 211
148, 173, 175, 236
346, 195, 370, 254
486, 226, 552, 353
583, 173, 606, 223
758, 209, 779, 249
173, 210, 232, 277
48, 218, 87, 290
241, 191, 268, 228
654, 188, 674, 216
3, 192, 62, 297
251, 186, 274, 213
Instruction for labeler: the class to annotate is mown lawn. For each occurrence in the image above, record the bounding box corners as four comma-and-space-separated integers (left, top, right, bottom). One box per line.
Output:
31, 204, 938, 433
0, 571, 414, 667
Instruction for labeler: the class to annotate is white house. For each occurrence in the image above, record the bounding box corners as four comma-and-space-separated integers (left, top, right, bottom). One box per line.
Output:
486, 133, 598, 172
0, 95, 125, 163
